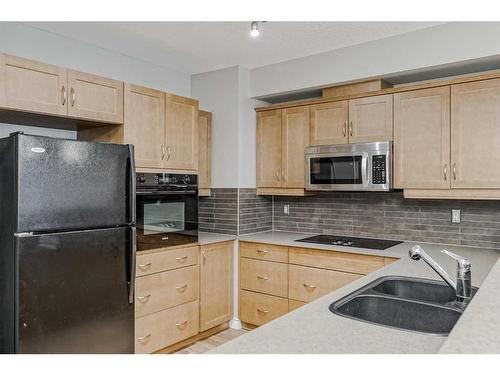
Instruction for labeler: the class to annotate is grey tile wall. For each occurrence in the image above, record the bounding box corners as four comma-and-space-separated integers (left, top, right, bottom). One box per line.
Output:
274, 191, 500, 250
199, 188, 238, 235
198, 188, 272, 235
238, 188, 273, 235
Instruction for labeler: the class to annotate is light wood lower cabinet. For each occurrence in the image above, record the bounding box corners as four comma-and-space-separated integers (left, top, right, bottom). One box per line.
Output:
240, 257, 288, 298
134, 242, 233, 353
199, 241, 233, 332
289, 264, 362, 303
239, 290, 288, 326
135, 300, 199, 354
238, 241, 394, 328
135, 265, 198, 318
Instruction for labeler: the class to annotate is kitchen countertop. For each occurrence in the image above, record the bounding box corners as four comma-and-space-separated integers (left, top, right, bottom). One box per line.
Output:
198, 232, 236, 246
209, 230, 500, 354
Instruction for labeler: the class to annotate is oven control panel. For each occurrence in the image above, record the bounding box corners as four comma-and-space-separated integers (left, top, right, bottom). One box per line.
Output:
371, 155, 387, 184
136, 173, 197, 188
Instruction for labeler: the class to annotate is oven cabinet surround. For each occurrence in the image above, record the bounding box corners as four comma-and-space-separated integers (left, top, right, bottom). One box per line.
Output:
238, 241, 397, 327
198, 110, 212, 197
256, 106, 310, 196
309, 94, 393, 146
395, 78, 500, 199
134, 241, 233, 354
0, 53, 123, 124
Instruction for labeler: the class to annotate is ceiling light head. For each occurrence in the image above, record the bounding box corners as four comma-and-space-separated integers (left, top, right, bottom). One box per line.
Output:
250, 21, 260, 37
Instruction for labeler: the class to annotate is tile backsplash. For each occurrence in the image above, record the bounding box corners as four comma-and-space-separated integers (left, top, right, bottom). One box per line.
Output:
200, 189, 500, 249
274, 191, 500, 250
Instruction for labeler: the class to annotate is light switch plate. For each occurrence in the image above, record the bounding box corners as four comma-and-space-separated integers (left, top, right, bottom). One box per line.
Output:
284, 204, 290, 216
451, 209, 461, 224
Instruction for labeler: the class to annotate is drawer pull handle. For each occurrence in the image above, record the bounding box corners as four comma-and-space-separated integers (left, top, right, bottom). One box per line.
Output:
176, 320, 188, 329
137, 263, 151, 271
137, 334, 151, 343
256, 275, 269, 281
303, 283, 317, 289
137, 294, 151, 303
61, 85, 67, 106
257, 308, 269, 314
256, 249, 268, 254
176, 256, 188, 263
175, 284, 188, 292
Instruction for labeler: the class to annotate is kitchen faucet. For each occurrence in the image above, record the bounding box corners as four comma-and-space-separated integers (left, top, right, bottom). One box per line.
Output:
409, 245, 472, 306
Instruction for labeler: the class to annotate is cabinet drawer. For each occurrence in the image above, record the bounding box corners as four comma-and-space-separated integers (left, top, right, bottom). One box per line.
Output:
289, 265, 362, 303
288, 299, 307, 312
240, 258, 288, 297
239, 290, 288, 326
135, 265, 198, 318
289, 247, 385, 275
135, 300, 198, 354
136, 246, 198, 276
240, 242, 288, 263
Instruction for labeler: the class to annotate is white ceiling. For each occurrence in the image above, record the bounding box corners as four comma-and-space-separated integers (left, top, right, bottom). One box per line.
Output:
26, 22, 442, 75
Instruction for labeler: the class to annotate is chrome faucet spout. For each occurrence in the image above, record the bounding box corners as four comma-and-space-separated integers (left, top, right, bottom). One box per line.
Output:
409, 245, 472, 306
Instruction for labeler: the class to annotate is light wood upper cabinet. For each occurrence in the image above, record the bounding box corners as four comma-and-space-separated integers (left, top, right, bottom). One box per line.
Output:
165, 94, 199, 171
394, 87, 450, 189
67, 70, 123, 124
198, 110, 212, 195
257, 109, 282, 188
348, 94, 393, 143
124, 84, 165, 169
199, 242, 233, 332
281, 106, 309, 188
451, 78, 500, 189
0, 54, 67, 116
309, 101, 348, 145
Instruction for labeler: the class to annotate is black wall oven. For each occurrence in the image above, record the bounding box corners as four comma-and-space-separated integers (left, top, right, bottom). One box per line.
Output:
136, 173, 198, 251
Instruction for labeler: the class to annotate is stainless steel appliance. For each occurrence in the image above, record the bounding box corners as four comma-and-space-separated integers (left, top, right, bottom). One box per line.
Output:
305, 141, 392, 191
136, 173, 198, 251
0, 133, 136, 354
295, 235, 402, 250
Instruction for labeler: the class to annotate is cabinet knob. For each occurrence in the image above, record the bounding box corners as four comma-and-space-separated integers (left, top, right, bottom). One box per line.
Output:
444, 164, 448, 181
453, 163, 457, 180
175, 284, 188, 292
175, 320, 188, 329
70, 87, 75, 107
137, 294, 151, 303
137, 334, 151, 343
61, 86, 67, 106
256, 308, 269, 314
303, 283, 317, 289
349, 122, 354, 137
342, 122, 347, 137
176, 255, 188, 263
257, 275, 269, 281
137, 262, 152, 271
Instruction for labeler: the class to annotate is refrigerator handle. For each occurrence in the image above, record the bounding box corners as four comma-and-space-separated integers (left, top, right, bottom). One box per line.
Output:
127, 144, 136, 224
128, 226, 137, 304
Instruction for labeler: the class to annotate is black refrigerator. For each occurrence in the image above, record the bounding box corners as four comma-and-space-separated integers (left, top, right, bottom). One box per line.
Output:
0, 133, 136, 354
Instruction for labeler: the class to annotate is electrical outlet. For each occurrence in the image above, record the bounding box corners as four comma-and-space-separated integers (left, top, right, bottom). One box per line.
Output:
451, 209, 461, 224
283, 204, 290, 216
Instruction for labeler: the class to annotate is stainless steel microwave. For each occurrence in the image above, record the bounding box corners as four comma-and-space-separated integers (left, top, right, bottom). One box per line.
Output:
305, 141, 392, 191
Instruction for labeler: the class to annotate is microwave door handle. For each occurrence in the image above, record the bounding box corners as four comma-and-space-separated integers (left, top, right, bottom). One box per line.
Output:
362, 153, 368, 187
127, 144, 136, 224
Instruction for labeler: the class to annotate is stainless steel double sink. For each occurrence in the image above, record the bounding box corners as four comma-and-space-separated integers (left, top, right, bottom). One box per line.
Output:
329, 276, 478, 336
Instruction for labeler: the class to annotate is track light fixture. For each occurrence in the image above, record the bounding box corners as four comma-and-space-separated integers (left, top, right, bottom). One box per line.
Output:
250, 21, 263, 37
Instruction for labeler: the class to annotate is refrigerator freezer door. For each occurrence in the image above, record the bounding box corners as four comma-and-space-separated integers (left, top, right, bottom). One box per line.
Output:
16, 135, 134, 232
16, 227, 134, 353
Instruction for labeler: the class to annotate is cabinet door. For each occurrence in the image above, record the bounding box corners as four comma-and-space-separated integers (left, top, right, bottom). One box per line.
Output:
394, 87, 450, 189
198, 110, 212, 190
348, 94, 393, 143
165, 94, 199, 171
123, 84, 165, 169
281, 106, 309, 188
67, 70, 124, 124
199, 242, 233, 331
256, 109, 282, 188
0, 54, 67, 116
309, 101, 348, 145
451, 79, 500, 189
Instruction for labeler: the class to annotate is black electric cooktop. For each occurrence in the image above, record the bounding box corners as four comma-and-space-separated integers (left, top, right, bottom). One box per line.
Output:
295, 235, 402, 250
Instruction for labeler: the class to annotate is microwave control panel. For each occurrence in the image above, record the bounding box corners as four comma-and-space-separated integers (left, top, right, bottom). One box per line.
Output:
371, 155, 387, 184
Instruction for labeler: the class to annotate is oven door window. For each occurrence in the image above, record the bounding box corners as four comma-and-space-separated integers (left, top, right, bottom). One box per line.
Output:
137, 194, 198, 251
310, 156, 363, 184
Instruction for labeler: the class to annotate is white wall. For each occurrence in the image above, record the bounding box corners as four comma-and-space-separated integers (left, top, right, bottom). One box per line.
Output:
250, 22, 500, 98
191, 66, 240, 188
